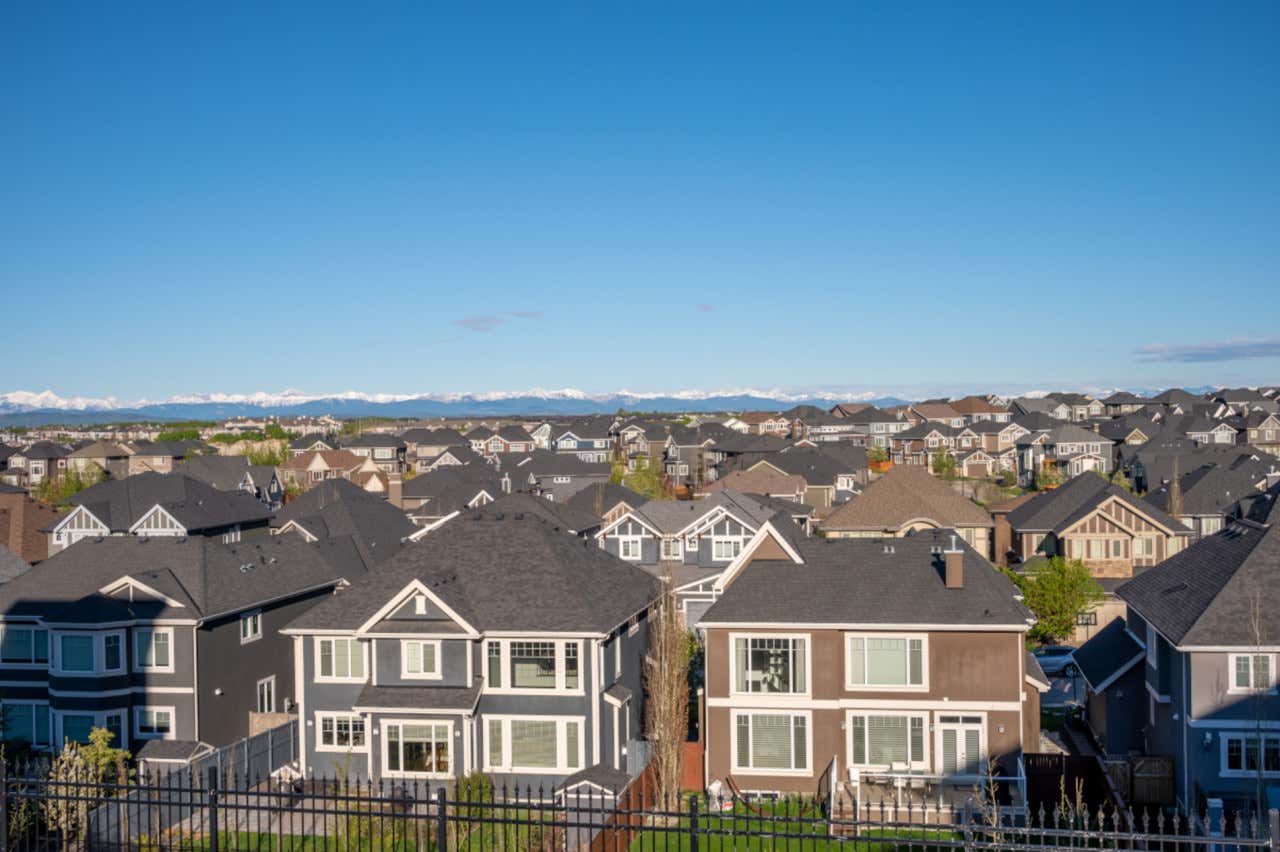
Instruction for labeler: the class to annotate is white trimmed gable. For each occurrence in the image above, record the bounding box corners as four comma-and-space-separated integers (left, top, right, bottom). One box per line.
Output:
129, 505, 187, 537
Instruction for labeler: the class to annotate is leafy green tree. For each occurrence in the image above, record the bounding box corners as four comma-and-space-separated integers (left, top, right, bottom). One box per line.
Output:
263, 423, 296, 440
43, 727, 132, 839
931, 449, 958, 480
1035, 464, 1064, 490
867, 444, 889, 463
156, 427, 202, 442
1009, 557, 1105, 643
1110, 469, 1134, 493
34, 465, 104, 506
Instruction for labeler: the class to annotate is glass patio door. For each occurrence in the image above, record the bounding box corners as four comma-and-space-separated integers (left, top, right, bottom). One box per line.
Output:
937, 715, 984, 776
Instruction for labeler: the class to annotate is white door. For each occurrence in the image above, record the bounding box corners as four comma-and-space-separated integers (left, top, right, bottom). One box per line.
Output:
937, 715, 984, 777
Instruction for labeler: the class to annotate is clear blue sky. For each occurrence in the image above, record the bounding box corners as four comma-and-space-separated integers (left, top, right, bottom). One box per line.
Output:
4, 1, 1278, 400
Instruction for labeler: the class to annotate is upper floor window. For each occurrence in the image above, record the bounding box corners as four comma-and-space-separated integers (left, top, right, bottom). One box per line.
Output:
712, 538, 744, 561
511, 641, 556, 689
56, 632, 126, 675
373, 448, 393, 460
317, 637, 366, 682
486, 639, 582, 693
135, 628, 174, 672
402, 640, 441, 680
618, 536, 642, 561
0, 626, 49, 665
240, 611, 262, 644
733, 636, 807, 694
1230, 654, 1275, 693
1145, 624, 1158, 670
846, 635, 925, 689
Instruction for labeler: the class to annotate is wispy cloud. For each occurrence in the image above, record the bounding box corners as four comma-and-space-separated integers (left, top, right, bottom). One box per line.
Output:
696, 303, 715, 313
512, 310, 544, 320
1134, 336, 1280, 363
453, 315, 506, 333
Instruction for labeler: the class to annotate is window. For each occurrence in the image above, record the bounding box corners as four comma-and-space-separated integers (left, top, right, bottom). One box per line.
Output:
486, 641, 502, 688
2, 703, 51, 747
485, 717, 583, 772
1146, 624, 1158, 669
61, 714, 95, 745
1110, 539, 1124, 559
510, 642, 557, 689
846, 635, 926, 688
712, 538, 743, 561
373, 448, 393, 460
1134, 537, 1155, 557
1201, 517, 1222, 535
734, 712, 808, 773
733, 636, 807, 694
553, 476, 570, 484
660, 539, 683, 561
240, 611, 262, 644
385, 722, 451, 776
103, 634, 122, 671
317, 713, 366, 751
618, 537, 642, 561
1230, 654, 1275, 693
402, 640, 441, 679
317, 638, 366, 681
135, 707, 174, 739
59, 635, 95, 673
1087, 539, 1105, 560
1076, 610, 1098, 627
256, 676, 275, 713
135, 629, 173, 671
0, 626, 48, 664
1223, 734, 1280, 776
848, 714, 927, 768
564, 643, 579, 690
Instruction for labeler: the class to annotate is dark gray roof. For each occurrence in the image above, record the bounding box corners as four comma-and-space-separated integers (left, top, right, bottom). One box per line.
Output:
68, 472, 272, 533
131, 440, 207, 458
603, 682, 633, 704
1117, 519, 1280, 647
0, 535, 363, 623
290, 433, 333, 450
16, 441, 69, 460
475, 493, 601, 535
632, 491, 779, 535
402, 466, 504, 516
1005, 473, 1184, 535
340, 433, 405, 450
564, 482, 646, 519
175, 455, 264, 493
1024, 652, 1050, 690
757, 448, 855, 485
273, 479, 415, 564
353, 682, 482, 713
701, 529, 1030, 627
0, 544, 30, 584
286, 514, 662, 635
400, 428, 466, 445
1144, 461, 1269, 518
557, 764, 631, 796
1072, 617, 1145, 692
503, 451, 611, 479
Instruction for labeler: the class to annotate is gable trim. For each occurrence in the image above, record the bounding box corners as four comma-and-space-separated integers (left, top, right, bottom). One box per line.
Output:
354, 579, 480, 638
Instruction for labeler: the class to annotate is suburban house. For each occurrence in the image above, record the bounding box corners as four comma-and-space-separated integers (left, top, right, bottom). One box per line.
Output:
697, 523, 1041, 797
279, 449, 386, 494
905, 403, 965, 429
1071, 617, 1148, 758
502, 451, 612, 503
1046, 393, 1105, 422
1102, 392, 1151, 418
1144, 459, 1278, 541
820, 466, 994, 558
398, 466, 506, 530
734, 412, 792, 437
1238, 411, 1280, 456
4, 442, 70, 487
1116, 510, 1280, 815
177, 455, 284, 508
738, 446, 867, 507
281, 513, 661, 786
0, 484, 64, 564
704, 468, 807, 504
949, 396, 1013, 424
1016, 423, 1113, 487
552, 423, 614, 463
125, 441, 207, 477
48, 472, 274, 556
467, 426, 536, 457
340, 433, 407, 473
272, 479, 416, 566
290, 434, 335, 456
66, 441, 132, 480
0, 535, 361, 755
839, 408, 910, 449
400, 428, 468, 470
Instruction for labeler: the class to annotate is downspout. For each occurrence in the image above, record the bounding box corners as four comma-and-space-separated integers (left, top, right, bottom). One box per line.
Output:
192, 625, 200, 742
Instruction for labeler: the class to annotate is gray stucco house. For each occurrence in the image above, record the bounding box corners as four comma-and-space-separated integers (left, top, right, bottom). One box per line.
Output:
0, 536, 363, 757
1116, 508, 1280, 816
282, 513, 661, 789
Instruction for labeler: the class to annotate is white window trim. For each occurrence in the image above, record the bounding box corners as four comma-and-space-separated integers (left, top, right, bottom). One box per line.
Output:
382, 718, 454, 778
315, 711, 369, 753
1220, 732, 1280, 778
845, 710, 931, 771
314, 636, 369, 684
933, 711, 989, 777
1227, 653, 1277, 695
844, 633, 929, 692
0, 624, 50, 668
240, 610, 263, 645
256, 675, 276, 713
731, 709, 812, 776
711, 537, 745, 562
729, 632, 812, 698
617, 536, 643, 562
660, 538, 684, 561
400, 639, 443, 681
134, 705, 177, 741
482, 714, 585, 775
483, 638, 585, 696
53, 630, 127, 676
134, 627, 176, 674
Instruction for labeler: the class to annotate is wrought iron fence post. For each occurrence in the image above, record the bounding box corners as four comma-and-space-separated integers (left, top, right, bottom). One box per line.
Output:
0, 759, 9, 852
436, 786, 448, 850
688, 794, 700, 848
207, 776, 221, 852
1269, 809, 1279, 851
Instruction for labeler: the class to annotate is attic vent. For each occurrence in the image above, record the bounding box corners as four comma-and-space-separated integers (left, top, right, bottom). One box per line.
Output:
239, 563, 254, 573
882, 544, 895, 554
930, 545, 942, 555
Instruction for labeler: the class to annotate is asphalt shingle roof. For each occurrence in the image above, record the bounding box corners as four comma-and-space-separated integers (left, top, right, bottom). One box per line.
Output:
68, 472, 272, 533
822, 466, 991, 531
1072, 617, 1145, 691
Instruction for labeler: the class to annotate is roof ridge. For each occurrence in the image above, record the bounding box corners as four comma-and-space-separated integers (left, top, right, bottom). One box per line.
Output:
1177, 523, 1271, 643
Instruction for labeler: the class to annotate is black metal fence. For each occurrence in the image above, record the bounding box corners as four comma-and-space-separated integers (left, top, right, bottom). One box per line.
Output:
1, 768, 1277, 851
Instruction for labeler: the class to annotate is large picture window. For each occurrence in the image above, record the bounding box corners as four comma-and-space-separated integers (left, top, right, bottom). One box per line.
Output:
0, 627, 48, 664
733, 636, 807, 694
510, 642, 557, 689
1222, 734, 1280, 776
317, 638, 366, 681
734, 712, 808, 773
385, 722, 450, 776
484, 716, 583, 773
848, 714, 927, 768
59, 635, 95, 673
846, 635, 925, 688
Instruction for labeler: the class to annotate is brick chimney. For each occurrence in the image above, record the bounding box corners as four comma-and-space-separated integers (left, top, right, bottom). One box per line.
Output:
944, 534, 964, 589
387, 473, 403, 509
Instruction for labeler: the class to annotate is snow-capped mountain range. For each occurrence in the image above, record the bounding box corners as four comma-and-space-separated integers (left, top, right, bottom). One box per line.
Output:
0, 385, 1214, 426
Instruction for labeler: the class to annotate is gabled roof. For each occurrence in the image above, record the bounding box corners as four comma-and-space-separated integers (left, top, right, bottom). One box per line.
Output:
701, 528, 1029, 627
1144, 461, 1269, 518
176, 455, 270, 493
1117, 518, 1280, 647
821, 466, 992, 532
15, 441, 70, 460
400, 428, 466, 445
279, 449, 367, 472
1006, 473, 1184, 535
273, 479, 415, 564
289, 433, 333, 450
704, 468, 806, 497
474, 493, 601, 535
760, 447, 863, 484
503, 450, 611, 478
628, 490, 781, 536
563, 482, 646, 520
67, 472, 272, 534
340, 433, 405, 450
0, 535, 362, 623
0, 544, 29, 585
67, 441, 130, 460
1072, 617, 1145, 692
285, 514, 662, 635
130, 440, 207, 458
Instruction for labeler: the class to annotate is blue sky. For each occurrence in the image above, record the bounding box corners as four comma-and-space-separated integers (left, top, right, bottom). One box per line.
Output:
3, 1, 1278, 400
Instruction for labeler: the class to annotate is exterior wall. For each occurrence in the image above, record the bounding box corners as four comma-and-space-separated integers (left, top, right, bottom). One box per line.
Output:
0, 492, 62, 563
1069, 595, 1127, 646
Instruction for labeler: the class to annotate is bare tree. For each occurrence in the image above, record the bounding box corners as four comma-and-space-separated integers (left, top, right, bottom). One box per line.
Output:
1248, 586, 1268, 819
645, 584, 690, 815
1165, 457, 1183, 518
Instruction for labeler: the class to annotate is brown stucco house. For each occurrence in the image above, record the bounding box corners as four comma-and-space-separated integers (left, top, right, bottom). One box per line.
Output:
696, 521, 1043, 798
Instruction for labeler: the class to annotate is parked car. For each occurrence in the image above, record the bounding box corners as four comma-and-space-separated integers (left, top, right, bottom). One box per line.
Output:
1034, 644, 1078, 676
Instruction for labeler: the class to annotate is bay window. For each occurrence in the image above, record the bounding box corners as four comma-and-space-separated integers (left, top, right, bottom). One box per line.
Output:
848, 714, 927, 768
846, 635, 926, 688
484, 716, 583, 773
58, 635, 95, 673
733, 636, 807, 694
2, 703, 51, 747
385, 722, 451, 776
0, 626, 48, 664
317, 638, 366, 681
734, 712, 808, 773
